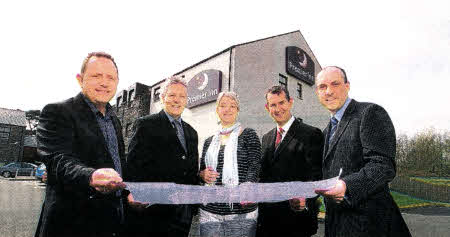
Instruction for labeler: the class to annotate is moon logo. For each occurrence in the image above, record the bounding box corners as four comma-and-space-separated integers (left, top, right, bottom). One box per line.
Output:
198, 73, 209, 90
299, 52, 307, 68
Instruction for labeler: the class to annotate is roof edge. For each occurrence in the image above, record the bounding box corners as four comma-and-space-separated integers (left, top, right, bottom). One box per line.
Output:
173, 30, 301, 77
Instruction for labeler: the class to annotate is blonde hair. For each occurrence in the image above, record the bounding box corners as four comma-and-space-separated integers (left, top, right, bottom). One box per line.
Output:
160, 76, 187, 101
216, 91, 240, 111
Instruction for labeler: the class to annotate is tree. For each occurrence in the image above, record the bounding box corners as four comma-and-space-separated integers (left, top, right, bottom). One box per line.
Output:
25, 110, 40, 134
396, 128, 449, 177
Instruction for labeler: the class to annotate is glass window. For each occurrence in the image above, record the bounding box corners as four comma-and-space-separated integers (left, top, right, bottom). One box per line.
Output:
0, 126, 11, 132
154, 87, 161, 102
279, 74, 287, 88
297, 83, 303, 100
0, 132, 9, 144
125, 123, 132, 137
23, 163, 34, 168
129, 90, 135, 102
116, 96, 122, 111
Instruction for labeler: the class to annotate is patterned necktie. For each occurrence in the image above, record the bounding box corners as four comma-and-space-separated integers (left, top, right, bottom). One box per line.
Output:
328, 117, 339, 142
172, 120, 187, 152
275, 127, 284, 148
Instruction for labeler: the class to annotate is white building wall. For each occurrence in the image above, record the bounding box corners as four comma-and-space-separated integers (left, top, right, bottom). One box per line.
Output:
150, 50, 232, 152
232, 31, 329, 139
148, 31, 329, 153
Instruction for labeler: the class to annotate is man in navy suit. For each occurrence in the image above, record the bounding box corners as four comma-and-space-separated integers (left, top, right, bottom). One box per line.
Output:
315, 66, 411, 237
257, 86, 324, 237
126, 76, 199, 237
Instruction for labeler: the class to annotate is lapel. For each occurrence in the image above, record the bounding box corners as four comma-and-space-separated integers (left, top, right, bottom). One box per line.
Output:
273, 118, 300, 160
74, 93, 110, 158
323, 99, 356, 162
323, 122, 331, 158
181, 121, 192, 156
264, 127, 277, 164
159, 110, 187, 155
111, 114, 125, 160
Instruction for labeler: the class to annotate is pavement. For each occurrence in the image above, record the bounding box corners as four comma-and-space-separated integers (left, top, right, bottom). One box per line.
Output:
401, 207, 450, 237
0, 178, 45, 237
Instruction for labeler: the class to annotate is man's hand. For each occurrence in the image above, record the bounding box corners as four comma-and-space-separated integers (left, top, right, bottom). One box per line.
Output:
89, 168, 125, 194
127, 193, 150, 211
199, 167, 219, 184
315, 179, 347, 203
289, 197, 306, 212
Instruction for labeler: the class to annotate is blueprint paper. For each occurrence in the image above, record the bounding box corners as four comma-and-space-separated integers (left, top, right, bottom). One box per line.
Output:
125, 176, 338, 204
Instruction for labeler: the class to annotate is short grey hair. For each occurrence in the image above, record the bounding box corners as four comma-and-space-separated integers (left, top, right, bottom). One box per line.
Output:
160, 76, 188, 101
216, 91, 240, 111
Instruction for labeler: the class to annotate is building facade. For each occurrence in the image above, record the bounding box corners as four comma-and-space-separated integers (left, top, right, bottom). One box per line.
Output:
23, 135, 37, 163
0, 108, 27, 164
116, 31, 329, 152
115, 82, 151, 152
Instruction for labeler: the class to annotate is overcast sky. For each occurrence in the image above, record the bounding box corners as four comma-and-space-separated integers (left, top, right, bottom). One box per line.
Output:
1, 0, 448, 136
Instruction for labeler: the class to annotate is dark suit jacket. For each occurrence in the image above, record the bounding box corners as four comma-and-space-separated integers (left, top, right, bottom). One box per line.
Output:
35, 93, 127, 237
125, 110, 199, 236
322, 99, 411, 237
257, 118, 324, 237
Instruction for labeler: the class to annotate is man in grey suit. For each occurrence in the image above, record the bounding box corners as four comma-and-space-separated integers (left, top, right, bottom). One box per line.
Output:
314, 66, 411, 237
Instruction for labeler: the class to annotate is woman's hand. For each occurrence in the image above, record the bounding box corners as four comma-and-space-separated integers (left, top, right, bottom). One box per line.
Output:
199, 167, 219, 184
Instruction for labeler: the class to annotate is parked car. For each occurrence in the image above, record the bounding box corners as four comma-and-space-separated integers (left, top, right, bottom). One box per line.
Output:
35, 163, 47, 182
0, 162, 37, 178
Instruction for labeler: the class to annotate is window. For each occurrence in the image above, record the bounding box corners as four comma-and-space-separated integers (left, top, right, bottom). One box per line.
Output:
116, 96, 122, 111
22, 163, 34, 168
125, 123, 132, 137
8, 163, 20, 168
128, 89, 135, 102
297, 83, 303, 100
128, 89, 135, 107
153, 86, 161, 102
0, 126, 10, 144
279, 74, 287, 88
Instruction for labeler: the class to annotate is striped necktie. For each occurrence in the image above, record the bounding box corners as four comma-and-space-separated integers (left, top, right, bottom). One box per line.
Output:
328, 117, 338, 142
172, 120, 187, 152
275, 127, 284, 148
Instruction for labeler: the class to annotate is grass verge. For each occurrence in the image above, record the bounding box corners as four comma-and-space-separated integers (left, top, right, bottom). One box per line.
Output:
318, 191, 450, 216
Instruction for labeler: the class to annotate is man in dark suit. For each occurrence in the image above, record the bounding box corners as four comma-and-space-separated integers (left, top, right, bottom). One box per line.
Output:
126, 76, 199, 237
35, 52, 130, 237
314, 66, 411, 237
257, 86, 324, 237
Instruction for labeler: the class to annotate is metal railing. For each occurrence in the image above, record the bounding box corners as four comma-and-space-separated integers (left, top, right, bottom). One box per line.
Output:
390, 176, 450, 203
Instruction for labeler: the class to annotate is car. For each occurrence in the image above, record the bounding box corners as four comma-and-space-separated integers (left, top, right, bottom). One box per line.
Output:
0, 162, 37, 178
35, 163, 47, 182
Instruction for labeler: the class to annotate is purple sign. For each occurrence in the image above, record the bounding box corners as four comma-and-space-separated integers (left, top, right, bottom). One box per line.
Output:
286, 46, 315, 85
186, 69, 222, 108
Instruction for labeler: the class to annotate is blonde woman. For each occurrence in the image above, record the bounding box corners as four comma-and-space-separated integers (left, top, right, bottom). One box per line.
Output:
199, 91, 262, 237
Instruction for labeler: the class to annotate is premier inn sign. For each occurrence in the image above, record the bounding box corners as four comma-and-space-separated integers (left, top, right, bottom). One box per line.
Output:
186, 69, 222, 108
286, 46, 315, 85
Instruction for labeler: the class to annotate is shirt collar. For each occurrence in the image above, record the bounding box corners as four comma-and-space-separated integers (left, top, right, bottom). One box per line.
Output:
277, 115, 295, 134
332, 97, 352, 122
82, 93, 113, 119
164, 110, 182, 124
